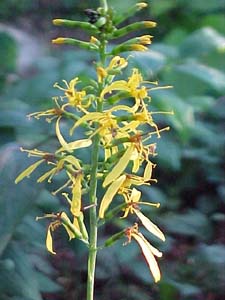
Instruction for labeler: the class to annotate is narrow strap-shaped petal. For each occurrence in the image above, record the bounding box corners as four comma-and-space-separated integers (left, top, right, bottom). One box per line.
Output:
37, 167, 57, 183
71, 175, 82, 217
103, 144, 134, 187
15, 159, 45, 184
134, 209, 165, 241
99, 175, 126, 218
62, 155, 81, 169
46, 225, 56, 255
56, 117, 71, 152
132, 232, 161, 282
56, 138, 92, 153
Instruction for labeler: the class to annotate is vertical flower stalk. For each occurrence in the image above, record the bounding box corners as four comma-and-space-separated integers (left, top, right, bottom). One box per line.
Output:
15, 1, 173, 300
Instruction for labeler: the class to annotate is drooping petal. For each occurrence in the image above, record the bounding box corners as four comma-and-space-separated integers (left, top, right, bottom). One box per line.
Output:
15, 159, 45, 184
103, 144, 134, 187
56, 117, 71, 152
132, 232, 161, 282
70, 112, 103, 135
134, 209, 165, 241
62, 155, 81, 169
60, 212, 79, 240
37, 167, 57, 183
56, 138, 92, 153
144, 161, 154, 181
100, 80, 129, 98
130, 188, 141, 202
46, 225, 56, 255
71, 174, 82, 217
99, 175, 126, 218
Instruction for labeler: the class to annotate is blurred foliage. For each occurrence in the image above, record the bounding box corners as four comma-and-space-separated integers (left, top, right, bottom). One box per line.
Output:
0, 0, 224, 299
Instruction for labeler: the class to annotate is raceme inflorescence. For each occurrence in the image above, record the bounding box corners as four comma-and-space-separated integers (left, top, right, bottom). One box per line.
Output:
15, 1, 173, 299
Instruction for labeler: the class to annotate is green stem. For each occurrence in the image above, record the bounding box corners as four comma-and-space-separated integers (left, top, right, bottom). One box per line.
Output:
86, 128, 100, 300
100, 0, 108, 12
86, 27, 106, 300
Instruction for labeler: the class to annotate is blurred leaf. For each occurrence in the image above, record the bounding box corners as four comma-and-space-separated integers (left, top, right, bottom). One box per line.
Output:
36, 272, 61, 293
167, 280, 201, 297
0, 31, 17, 73
161, 209, 212, 240
200, 14, 225, 34
198, 244, 225, 265
131, 51, 167, 76
186, 0, 225, 13
0, 243, 42, 300
156, 136, 182, 170
175, 61, 225, 93
179, 27, 225, 58
150, 0, 177, 16
0, 143, 43, 254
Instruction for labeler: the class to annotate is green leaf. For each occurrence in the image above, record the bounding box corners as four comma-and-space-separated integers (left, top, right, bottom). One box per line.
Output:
179, 27, 225, 58
130, 50, 167, 75
0, 243, 42, 300
167, 280, 201, 297
175, 61, 225, 92
160, 209, 212, 240
0, 143, 43, 254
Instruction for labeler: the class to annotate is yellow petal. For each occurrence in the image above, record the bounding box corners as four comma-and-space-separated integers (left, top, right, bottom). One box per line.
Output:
70, 112, 103, 135
71, 175, 82, 216
56, 139, 92, 153
103, 144, 134, 187
15, 159, 45, 184
134, 209, 165, 241
46, 226, 56, 255
104, 148, 111, 162
132, 232, 161, 282
100, 80, 129, 98
62, 155, 81, 169
37, 167, 57, 183
144, 161, 153, 181
109, 104, 134, 113
99, 175, 126, 218
130, 188, 141, 202
61, 212, 77, 240
56, 117, 71, 152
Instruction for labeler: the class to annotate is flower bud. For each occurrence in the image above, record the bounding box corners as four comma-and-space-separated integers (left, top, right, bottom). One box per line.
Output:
104, 230, 125, 247
113, 2, 148, 25
52, 37, 99, 51
53, 19, 99, 33
110, 21, 156, 39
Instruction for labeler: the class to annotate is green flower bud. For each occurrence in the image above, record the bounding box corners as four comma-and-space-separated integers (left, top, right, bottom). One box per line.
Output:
113, 2, 148, 25
104, 203, 127, 221
52, 19, 99, 34
52, 38, 99, 51
104, 230, 125, 247
95, 16, 107, 28
110, 21, 156, 39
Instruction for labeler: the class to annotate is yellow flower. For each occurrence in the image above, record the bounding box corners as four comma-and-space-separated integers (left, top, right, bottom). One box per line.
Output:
125, 223, 162, 282
100, 68, 149, 112
138, 35, 153, 45
120, 187, 165, 241
54, 78, 90, 112
36, 211, 87, 255
27, 97, 63, 123
15, 148, 56, 184
130, 44, 148, 51
136, 2, 148, 9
